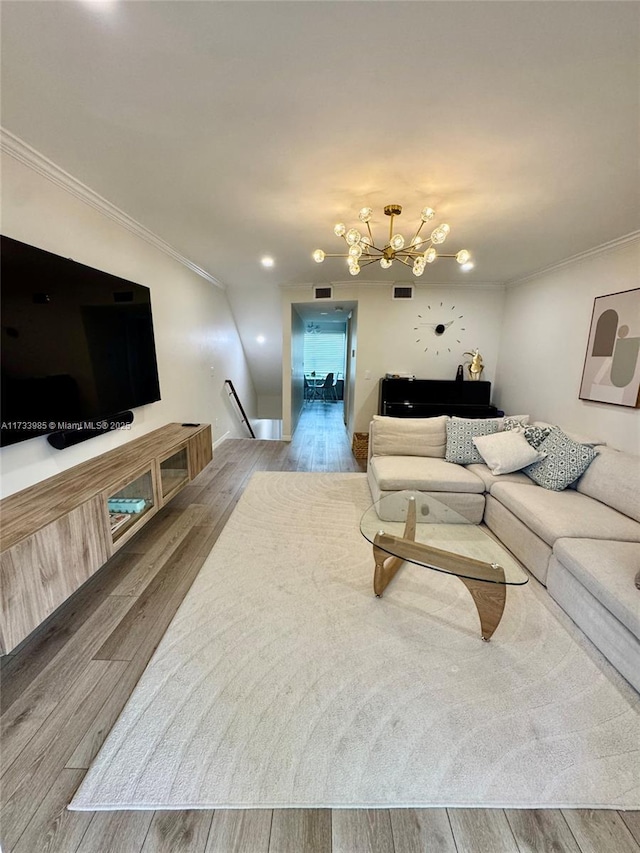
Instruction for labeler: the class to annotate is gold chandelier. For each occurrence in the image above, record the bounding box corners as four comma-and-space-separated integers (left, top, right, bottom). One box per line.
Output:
312, 204, 473, 277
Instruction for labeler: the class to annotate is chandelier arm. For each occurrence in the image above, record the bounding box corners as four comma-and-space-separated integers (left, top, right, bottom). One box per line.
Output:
409, 220, 426, 246
396, 257, 414, 268
366, 222, 374, 243
358, 258, 380, 268
406, 237, 432, 252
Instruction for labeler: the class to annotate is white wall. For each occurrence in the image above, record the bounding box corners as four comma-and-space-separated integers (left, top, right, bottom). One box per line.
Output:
495, 239, 640, 453
0, 151, 257, 497
282, 283, 506, 436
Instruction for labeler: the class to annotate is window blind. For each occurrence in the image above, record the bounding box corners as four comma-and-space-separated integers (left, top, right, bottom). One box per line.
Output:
303, 327, 346, 378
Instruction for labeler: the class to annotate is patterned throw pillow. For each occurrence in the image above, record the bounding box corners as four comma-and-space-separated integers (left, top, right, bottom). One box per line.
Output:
504, 419, 552, 449
523, 428, 598, 491
501, 415, 530, 430
445, 418, 500, 465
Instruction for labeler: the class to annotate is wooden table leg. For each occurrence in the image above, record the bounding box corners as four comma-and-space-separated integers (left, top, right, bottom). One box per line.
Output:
373, 497, 416, 597
458, 568, 507, 641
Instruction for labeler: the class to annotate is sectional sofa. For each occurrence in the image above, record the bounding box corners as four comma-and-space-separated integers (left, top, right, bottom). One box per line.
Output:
366, 414, 640, 692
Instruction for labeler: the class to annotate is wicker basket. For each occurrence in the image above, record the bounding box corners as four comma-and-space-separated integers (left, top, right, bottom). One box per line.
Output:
351, 431, 369, 459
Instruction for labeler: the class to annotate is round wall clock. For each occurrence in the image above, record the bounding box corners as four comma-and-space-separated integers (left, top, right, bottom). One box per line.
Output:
414, 303, 465, 355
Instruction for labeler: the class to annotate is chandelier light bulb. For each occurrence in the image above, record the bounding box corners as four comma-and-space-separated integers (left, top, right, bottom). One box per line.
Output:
349, 262, 360, 276
358, 207, 373, 223
430, 225, 449, 244
456, 249, 471, 265
413, 260, 425, 276
360, 235, 372, 250
380, 258, 393, 269
460, 261, 475, 271
413, 237, 424, 251
346, 228, 362, 246
334, 223, 346, 237
424, 247, 437, 263
390, 233, 405, 251
421, 207, 435, 221
348, 244, 362, 258
312, 249, 326, 263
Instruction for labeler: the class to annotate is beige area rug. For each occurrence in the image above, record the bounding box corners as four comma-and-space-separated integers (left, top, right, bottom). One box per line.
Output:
70, 472, 640, 810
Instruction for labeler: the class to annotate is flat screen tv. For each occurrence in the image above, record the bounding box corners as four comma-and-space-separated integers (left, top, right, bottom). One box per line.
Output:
1, 235, 161, 447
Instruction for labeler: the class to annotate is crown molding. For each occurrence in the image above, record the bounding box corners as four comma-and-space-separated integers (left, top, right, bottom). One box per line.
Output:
0, 128, 225, 290
507, 230, 640, 287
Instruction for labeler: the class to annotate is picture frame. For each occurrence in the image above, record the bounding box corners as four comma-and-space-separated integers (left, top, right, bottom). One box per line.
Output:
579, 287, 640, 407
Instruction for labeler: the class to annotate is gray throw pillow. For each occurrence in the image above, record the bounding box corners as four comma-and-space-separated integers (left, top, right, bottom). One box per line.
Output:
523, 427, 598, 491
445, 418, 500, 464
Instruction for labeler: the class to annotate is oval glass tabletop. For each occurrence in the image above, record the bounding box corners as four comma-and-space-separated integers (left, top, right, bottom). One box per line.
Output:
360, 490, 529, 587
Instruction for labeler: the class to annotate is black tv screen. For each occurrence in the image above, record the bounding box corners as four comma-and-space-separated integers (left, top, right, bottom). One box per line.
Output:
1, 235, 161, 447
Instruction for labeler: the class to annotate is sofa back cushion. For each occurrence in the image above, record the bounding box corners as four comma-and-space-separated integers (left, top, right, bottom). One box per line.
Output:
371, 415, 448, 458
576, 445, 640, 522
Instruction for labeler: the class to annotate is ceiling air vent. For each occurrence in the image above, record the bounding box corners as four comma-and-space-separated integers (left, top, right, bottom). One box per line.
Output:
314, 286, 333, 299
392, 285, 414, 300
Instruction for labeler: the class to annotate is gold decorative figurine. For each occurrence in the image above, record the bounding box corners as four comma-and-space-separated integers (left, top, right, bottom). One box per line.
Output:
463, 349, 484, 381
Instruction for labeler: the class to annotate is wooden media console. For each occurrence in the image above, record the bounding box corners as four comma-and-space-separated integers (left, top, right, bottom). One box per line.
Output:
0, 423, 212, 653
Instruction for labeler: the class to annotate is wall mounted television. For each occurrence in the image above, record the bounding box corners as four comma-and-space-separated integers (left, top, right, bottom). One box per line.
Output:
1, 235, 162, 447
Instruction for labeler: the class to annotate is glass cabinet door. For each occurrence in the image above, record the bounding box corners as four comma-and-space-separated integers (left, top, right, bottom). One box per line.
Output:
159, 447, 189, 500
107, 468, 155, 543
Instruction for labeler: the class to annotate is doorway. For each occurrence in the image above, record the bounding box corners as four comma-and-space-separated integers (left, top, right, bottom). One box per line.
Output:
289, 301, 358, 440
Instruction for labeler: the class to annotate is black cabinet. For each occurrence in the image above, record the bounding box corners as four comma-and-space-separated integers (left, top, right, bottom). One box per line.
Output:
378, 378, 499, 419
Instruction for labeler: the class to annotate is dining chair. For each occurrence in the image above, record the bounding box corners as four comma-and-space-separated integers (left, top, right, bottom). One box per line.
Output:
320, 372, 337, 402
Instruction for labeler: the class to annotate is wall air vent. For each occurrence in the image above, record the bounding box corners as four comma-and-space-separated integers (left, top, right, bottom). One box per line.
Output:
314, 286, 333, 299
392, 285, 414, 300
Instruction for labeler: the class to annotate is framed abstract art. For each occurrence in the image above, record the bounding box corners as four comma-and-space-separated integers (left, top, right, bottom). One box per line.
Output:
579, 287, 640, 407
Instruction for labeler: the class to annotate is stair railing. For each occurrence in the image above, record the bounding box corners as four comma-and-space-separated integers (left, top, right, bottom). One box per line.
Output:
224, 379, 256, 438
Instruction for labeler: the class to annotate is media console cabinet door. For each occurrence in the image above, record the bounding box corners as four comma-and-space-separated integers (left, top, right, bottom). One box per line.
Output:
0, 497, 111, 653
188, 426, 213, 479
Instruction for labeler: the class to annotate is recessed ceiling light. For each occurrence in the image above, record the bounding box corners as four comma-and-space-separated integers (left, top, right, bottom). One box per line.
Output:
261, 256, 274, 268
320, 312, 328, 315
256, 335, 266, 344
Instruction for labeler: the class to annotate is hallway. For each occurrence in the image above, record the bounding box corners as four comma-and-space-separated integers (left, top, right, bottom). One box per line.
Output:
289, 400, 364, 472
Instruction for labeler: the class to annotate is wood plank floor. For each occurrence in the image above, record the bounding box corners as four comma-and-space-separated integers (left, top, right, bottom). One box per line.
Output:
1, 402, 638, 852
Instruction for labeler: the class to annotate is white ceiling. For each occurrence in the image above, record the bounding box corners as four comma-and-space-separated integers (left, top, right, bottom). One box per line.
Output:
1, 1, 638, 396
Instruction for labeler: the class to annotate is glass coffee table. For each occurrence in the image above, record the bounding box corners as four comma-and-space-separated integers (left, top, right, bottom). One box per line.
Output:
360, 491, 529, 641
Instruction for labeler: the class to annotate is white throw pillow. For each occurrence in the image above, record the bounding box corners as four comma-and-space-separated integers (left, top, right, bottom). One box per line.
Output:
473, 429, 546, 475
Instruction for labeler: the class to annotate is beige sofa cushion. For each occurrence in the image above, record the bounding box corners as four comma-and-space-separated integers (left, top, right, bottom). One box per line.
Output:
552, 538, 640, 639
370, 455, 485, 493
575, 446, 640, 523
490, 482, 640, 547
371, 415, 448, 458
465, 463, 536, 492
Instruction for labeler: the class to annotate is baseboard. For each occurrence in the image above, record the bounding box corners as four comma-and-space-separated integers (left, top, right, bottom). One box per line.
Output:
214, 431, 230, 449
